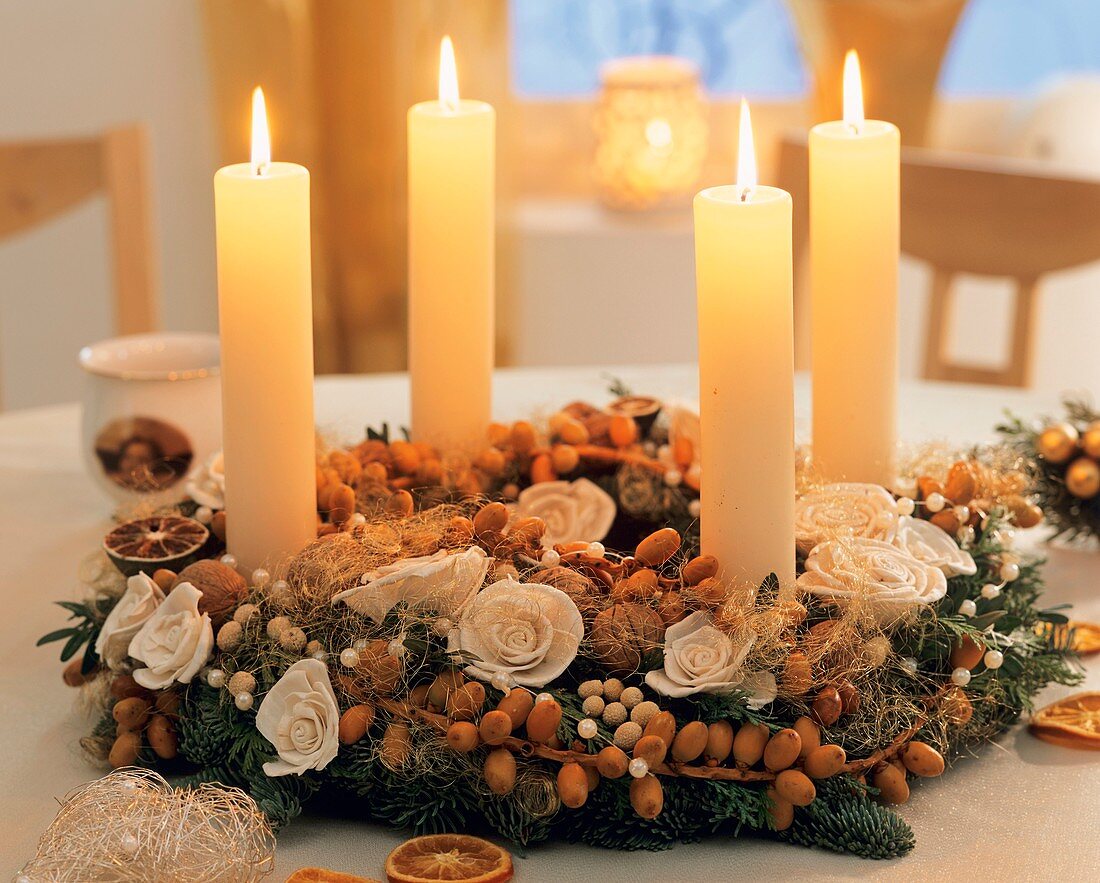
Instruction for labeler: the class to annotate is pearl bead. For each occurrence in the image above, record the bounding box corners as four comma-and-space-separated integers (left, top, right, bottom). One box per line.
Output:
353, 638, 368, 651
387, 638, 406, 658
657, 444, 671, 461
959, 599, 977, 617
984, 649, 1004, 670
1000, 562, 1020, 582
981, 583, 1001, 600
120, 831, 140, 856
540, 549, 561, 568
250, 568, 271, 589
925, 492, 946, 513
587, 542, 606, 558
628, 758, 649, 778
194, 505, 213, 524
535, 692, 554, 705
272, 578, 290, 594
311, 650, 327, 662
951, 667, 972, 687
206, 668, 225, 689
688, 499, 701, 518
643, 441, 657, 456
897, 497, 915, 516
490, 671, 513, 692
219, 553, 238, 570
959, 526, 976, 545
234, 691, 255, 711
901, 656, 919, 675
664, 470, 682, 487
577, 718, 598, 740
350, 512, 367, 525
339, 648, 360, 667
432, 617, 454, 637
953, 505, 970, 524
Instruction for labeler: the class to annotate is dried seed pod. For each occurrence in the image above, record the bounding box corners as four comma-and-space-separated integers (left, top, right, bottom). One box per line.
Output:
473, 502, 509, 538
338, 704, 375, 745
836, 680, 861, 716
765, 786, 795, 831
930, 509, 961, 534
944, 461, 978, 504
525, 698, 562, 744
950, 635, 985, 671
872, 762, 910, 805
381, 722, 412, 768
681, 555, 719, 586
732, 722, 769, 766
328, 483, 356, 524
670, 721, 709, 763
782, 652, 813, 697
479, 710, 513, 746
812, 687, 842, 726
474, 447, 506, 476
556, 418, 590, 446
704, 721, 734, 763
793, 716, 821, 758
427, 670, 465, 710
496, 688, 534, 730
635, 528, 681, 566
210, 510, 227, 542
109, 731, 142, 768
642, 711, 677, 748
447, 681, 486, 721
629, 774, 664, 819
690, 577, 726, 607
63, 657, 92, 687
484, 747, 517, 795
530, 453, 557, 484
1004, 494, 1042, 528
510, 421, 537, 454
152, 568, 177, 593
384, 489, 414, 517
154, 691, 180, 718
146, 714, 178, 760
763, 728, 802, 772
655, 590, 685, 626
775, 769, 816, 806
901, 741, 945, 778
632, 734, 668, 768
803, 744, 846, 779
446, 721, 480, 753
596, 745, 630, 779
408, 683, 431, 708
608, 414, 638, 448
507, 516, 546, 549
942, 687, 974, 726
112, 697, 151, 731
557, 761, 590, 809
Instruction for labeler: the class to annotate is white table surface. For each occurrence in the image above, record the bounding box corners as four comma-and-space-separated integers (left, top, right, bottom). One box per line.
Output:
3, 365, 1099, 881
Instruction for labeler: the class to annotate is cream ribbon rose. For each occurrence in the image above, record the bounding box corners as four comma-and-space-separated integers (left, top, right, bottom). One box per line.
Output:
331, 546, 490, 623
797, 537, 948, 625
893, 515, 976, 578
255, 658, 340, 777
447, 577, 584, 688
186, 450, 226, 510
795, 482, 900, 554
127, 582, 213, 689
94, 572, 164, 670
515, 478, 616, 548
645, 611, 776, 707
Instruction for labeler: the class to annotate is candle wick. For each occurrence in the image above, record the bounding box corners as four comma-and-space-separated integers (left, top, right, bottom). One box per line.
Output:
739, 185, 754, 203
252, 161, 269, 178
846, 121, 862, 136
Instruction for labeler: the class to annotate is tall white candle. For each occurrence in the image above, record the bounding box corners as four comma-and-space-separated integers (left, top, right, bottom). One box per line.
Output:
214, 87, 317, 574
811, 51, 900, 485
694, 100, 795, 592
408, 36, 495, 451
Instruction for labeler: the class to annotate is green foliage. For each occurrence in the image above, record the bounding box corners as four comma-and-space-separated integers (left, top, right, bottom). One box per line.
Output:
37, 598, 114, 674
783, 777, 915, 860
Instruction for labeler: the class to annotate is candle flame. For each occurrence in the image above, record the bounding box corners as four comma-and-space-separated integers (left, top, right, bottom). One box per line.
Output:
843, 49, 864, 131
439, 36, 460, 112
251, 86, 271, 175
736, 97, 757, 201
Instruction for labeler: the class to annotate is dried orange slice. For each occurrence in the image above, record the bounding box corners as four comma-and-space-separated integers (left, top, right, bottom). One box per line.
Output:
287, 869, 381, 883
1036, 620, 1100, 656
104, 515, 209, 576
384, 834, 513, 883
1029, 691, 1100, 751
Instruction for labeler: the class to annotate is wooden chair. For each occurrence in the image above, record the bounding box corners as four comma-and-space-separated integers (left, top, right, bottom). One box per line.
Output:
779, 135, 1100, 387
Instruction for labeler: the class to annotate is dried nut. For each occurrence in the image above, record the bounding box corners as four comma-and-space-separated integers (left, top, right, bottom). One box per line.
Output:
63, 657, 91, 687
812, 687, 843, 726
473, 502, 509, 538
635, 528, 681, 566
496, 688, 535, 730
672, 436, 694, 469
1004, 494, 1043, 528
950, 635, 985, 671
556, 417, 590, 446
901, 741, 945, 777
872, 762, 910, 805
944, 461, 978, 504
328, 483, 356, 524
478, 710, 513, 746
596, 745, 630, 779
704, 721, 735, 763
836, 679, 861, 716
446, 721, 480, 753
474, 447, 506, 476
338, 704, 375, 744
508, 517, 546, 548
793, 716, 821, 758
447, 681, 486, 721
484, 747, 517, 795
670, 721, 709, 763
690, 577, 726, 607
609, 414, 638, 448
782, 652, 813, 697
381, 722, 412, 768
525, 698, 563, 743
942, 687, 974, 726
510, 421, 537, 454
154, 691, 181, 717
112, 697, 151, 731
632, 734, 669, 768
763, 728, 802, 772
930, 509, 961, 534
642, 711, 677, 748
918, 476, 943, 499
384, 489, 414, 517
732, 722, 770, 766
804, 744, 846, 779
427, 671, 465, 710
530, 453, 557, 484
388, 440, 421, 475
211, 510, 227, 542
774, 769, 816, 806
146, 714, 178, 759
681, 555, 719, 586
550, 444, 580, 474
109, 731, 142, 768
407, 683, 431, 709
629, 774, 664, 819
557, 761, 590, 808
766, 786, 795, 831
152, 568, 177, 593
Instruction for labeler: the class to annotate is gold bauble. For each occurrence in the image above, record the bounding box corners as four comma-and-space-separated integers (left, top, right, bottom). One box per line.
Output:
1037, 423, 1079, 463
1082, 421, 1100, 459
1065, 456, 1100, 500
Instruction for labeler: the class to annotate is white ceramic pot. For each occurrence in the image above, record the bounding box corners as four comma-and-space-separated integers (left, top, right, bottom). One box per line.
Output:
79, 333, 221, 506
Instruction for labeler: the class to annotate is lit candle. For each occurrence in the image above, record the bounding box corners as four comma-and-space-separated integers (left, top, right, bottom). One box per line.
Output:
810, 51, 900, 485
408, 36, 495, 450
694, 99, 795, 592
213, 87, 317, 573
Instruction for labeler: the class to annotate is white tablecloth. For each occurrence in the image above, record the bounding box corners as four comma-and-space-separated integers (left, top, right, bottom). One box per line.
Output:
3, 366, 1098, 881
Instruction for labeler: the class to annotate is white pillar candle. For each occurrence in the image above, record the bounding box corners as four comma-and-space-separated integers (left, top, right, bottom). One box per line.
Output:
694, 100, 796, 592
408, 36, 495, 451
810, 51, 900, 485
213, 87, 317, 574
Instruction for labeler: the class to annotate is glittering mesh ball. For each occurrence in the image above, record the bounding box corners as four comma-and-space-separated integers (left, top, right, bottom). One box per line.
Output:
629, 700, 659, 727
232, 603, 260, 625
582, 695, 606, 718
619, 686, 644, 709
265, 616, 291, 639
279, 626, 307, 652
578, 679, 604, 700
227, 671, 257, 697
602, 701, 628, 727
602, 678, 624, 702
613, 721, 643, 751
216, 620, 243, 652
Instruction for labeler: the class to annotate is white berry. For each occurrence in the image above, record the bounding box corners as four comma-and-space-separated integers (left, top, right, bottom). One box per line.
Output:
577, 718, 599, 740
628, 757, 649, 778
897, 497, 915, 516
206, 668, 225, 689
901, 656, 919, 675
925, 492, 946, 513
234, 691, 255, 711
250, 567, 271, 588
951, 667, 972, 686
1000, 562, 1020, 582
984, 649, 1004, 670
959, 599, 977, 617
540, 549, 561, 568
339, 648, 360, 667
981, 583, 1001, 600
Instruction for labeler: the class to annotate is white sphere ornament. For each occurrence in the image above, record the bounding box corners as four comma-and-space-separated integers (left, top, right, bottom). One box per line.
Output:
984, 649, 1004, 670
490, 671, 513, 692
120, 831, 140, 856
339, 648, 360, 668
577, 718, 599, 740
664, 469, 682, 487
688, 499, 701, 518
953, 505, 970, 524
350, 512, 367, 525
311, 650, 327, 662
250, 567, 271, 589
219, 553, 238, 570
540, 549, 561, 568
901, 656, 919, 675
897, 497, 915, 516
981, 583, 1002, 600
206, 668, 225, 689
628, 758, 649, 778
194, 505, 213, 525
234, 691, 255, 711
587, 542, 606, 558
535, 692, 554, 705
353, 638, 368, 651
951, 667, 972, 687
1000, 562, 1021, 582
959, 525, 976, 546
959, 599, 977, 617
925, 492, 946, 513
387, 638, 406, 658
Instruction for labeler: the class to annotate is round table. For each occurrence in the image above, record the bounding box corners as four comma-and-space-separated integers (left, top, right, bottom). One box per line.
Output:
4, 366, 1098, 881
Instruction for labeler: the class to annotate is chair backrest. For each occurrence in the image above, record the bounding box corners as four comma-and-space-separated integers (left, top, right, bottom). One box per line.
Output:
0, 125, 159, 335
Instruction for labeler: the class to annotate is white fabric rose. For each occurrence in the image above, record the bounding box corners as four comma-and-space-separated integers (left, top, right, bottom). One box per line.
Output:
186, 450, 226, 509
795, 482, 900, 554
127, 582, 213, 689
447, 577, 584, 688
893, 515, 976, 578
515, 478, 616, 548
645, 611, 774, 707
331, 546, 490, 623
255, 658, 340, 777
94, 572, 164, 670
797, 537, 948, 625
